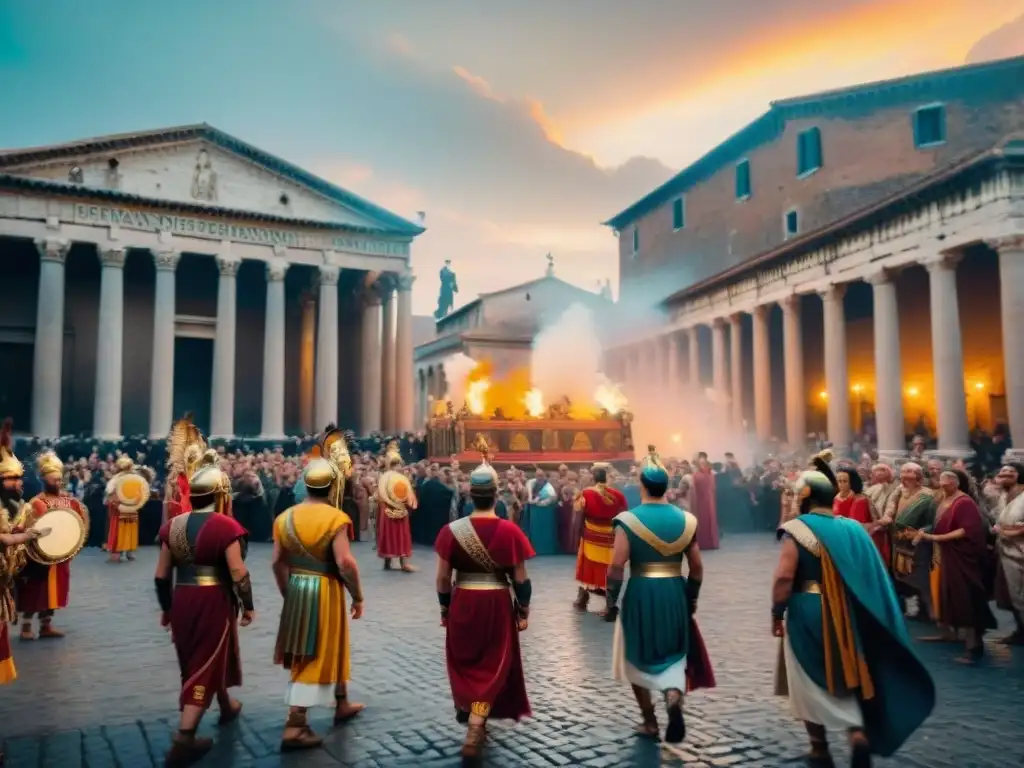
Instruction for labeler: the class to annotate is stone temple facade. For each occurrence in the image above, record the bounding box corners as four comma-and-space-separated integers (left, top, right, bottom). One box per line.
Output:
0, 124, 424, 439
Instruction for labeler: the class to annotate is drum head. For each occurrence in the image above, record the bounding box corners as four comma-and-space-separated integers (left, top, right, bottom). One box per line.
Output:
114, 472, 151, 513
31, 508, 86, 564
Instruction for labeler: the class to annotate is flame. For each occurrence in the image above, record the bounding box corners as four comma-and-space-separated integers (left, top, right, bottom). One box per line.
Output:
524, 389, 545, 417
447, 359, 629, 420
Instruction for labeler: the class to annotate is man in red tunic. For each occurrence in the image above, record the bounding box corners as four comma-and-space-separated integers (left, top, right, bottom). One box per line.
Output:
690, 452, 720, 550
572, 462, 627, 618
17, 451, 87, 640
156, 450, 253, 766
434, 461, 535, 763
376, 444, 418, 572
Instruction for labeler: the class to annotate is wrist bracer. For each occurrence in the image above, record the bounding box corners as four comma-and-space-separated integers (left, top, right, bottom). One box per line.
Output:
235, 573, 255, 612
512, 579, 532, 609
772, 601, 787, 621
438, 591, 452, 610
685, 578, 702, 603
606, 577, 623, 608
155, 577, 173, 613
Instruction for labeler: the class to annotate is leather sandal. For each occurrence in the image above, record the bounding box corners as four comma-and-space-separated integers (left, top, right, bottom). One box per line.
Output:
460, 723, 487, 762
280, 713, 323, 751
164, 732, 213, 767
218, 699, 242, 726
333, 695, 365, 724
634, 707, 659, 738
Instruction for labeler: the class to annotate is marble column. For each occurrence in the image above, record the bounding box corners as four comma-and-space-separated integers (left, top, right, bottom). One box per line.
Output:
148, 249, 179, 439
31, 239, 70, 439
925, 253, 970, 455
93, 247, 127, 438
868, 270, 906, 459
820, 285, 851, 453
666, 332, 681, 395
298, 291, 316, 434
314, 265, 339, 430
752, 305, 771, 442
711, 319, 727, 392
261, 261, 289, 438
729, 314, 743, 429
361, 282, 384, 434
688, 326, 700, 390
210, 256, 239, 438
380, 280, 397, 432
780, 295, 806, 450
395, 272, 416, 432
997, 237, 1024, 460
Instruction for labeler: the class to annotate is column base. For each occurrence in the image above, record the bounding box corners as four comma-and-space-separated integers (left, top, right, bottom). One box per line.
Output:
258, 433, 287, 441
876, 450, 909, 464
925, 448, 975, 461
93, 433, 124, 441
209, 434, 235, 441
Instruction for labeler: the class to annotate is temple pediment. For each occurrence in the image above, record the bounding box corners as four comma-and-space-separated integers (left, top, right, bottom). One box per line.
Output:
0, 124, 423, 236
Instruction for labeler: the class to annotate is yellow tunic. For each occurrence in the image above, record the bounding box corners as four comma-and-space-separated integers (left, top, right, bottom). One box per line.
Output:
113, 516, 139, 552
273, 502, 352, 699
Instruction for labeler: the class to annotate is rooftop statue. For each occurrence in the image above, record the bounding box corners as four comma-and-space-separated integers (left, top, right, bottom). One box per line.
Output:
435, 259, 458, 319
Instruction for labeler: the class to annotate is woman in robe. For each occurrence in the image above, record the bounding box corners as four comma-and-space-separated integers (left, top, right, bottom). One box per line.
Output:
914, 469, 997, 663
834, 467, 889, 564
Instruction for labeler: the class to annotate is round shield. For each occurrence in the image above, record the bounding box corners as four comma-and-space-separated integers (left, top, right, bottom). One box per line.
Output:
377, 471, 412, 510
113, 471, 151, 516
28, 507, 88, 565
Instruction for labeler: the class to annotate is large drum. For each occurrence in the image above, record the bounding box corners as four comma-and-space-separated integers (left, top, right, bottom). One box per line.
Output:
110, 471, 151, 519
27, 504, 88, 565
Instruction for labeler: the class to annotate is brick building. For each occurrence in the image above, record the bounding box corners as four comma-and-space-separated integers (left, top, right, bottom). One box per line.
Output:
603, 55, 1024, 459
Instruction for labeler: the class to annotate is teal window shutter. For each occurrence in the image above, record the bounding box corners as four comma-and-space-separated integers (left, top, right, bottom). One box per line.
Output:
797, 128, 822, 175
913, 105, 946, 147
736, 160, 751, 198
632, 226, 639, 253
672, 197, 684, 229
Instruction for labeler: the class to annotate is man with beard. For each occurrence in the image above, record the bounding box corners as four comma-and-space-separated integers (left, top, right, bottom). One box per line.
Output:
156, 451, 252, 766
993, 462, 1024, 645
608, 446, 715, 745
17, 451, 87, 640
879, 463, 937, 619
773, 452, 935, 767
0, 420, 45, 682
434, 461, 534, 762
861, 464, 896, 565
572, 462, 627, 618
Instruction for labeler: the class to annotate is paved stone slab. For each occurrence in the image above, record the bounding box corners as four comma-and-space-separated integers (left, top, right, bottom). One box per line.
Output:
2, 534, 1022, 766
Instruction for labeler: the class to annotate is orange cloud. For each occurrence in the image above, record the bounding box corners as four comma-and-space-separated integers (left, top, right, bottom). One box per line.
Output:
452, 64, 565, 146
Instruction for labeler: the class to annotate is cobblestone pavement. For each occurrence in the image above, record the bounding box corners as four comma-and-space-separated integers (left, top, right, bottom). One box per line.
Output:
2, 534, 1021, 767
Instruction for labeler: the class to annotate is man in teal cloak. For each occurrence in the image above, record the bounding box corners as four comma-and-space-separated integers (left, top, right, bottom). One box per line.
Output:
772, 451, 935, 767
607, 446, 715, 745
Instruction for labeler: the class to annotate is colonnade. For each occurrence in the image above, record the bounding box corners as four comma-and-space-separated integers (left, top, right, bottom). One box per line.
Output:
29, 237, 417, 439
607, 238, 1024, 459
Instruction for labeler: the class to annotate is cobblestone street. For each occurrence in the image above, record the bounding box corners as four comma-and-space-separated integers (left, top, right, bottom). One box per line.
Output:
1, 534, 1020, 767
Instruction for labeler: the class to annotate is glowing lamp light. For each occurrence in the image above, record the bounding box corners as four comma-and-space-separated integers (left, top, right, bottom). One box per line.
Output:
974, 382, 985, 391
851, 383, 864, 394
818, 390, 828, 400
906, 386, 920, 398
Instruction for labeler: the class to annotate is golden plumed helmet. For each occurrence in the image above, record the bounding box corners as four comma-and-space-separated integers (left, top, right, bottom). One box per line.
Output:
384, 440, 403, 469
114, 455, 135, 473
304, 458, 338, 491
792, 449, 839, 509
189, 449, 229, 499
168, 413, 207, 478
322, 425, 353, 477
36, 451, 64, 479
0, 418, 24, 479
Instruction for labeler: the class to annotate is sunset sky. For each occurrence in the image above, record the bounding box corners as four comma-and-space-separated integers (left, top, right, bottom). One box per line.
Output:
1, 0, 1022, 315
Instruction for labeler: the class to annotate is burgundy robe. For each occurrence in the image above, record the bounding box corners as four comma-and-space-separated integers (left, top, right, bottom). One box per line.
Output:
434, 517, 534, 720
933, 495, 996, 632
159, 512, 248, 710
16, 494, 84, 613
691, 467, 720, 550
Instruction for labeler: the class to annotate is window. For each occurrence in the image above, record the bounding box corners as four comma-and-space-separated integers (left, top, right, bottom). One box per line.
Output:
785, 209, 800, 238
672, 197, 685, 230
631, 226, 639, 254
797, 127, 822, 176
913, 104, 946, 148
735, 159, 751, 199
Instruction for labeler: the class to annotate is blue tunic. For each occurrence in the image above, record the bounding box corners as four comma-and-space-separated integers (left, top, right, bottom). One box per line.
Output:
613, 502, 697, 675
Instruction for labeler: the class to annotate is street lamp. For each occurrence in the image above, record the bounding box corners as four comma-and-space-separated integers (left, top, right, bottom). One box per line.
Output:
818, 390, 828, 401
906, 386, 919, 398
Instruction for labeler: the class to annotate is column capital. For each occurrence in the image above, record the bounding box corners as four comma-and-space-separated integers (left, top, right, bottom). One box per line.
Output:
395, 271, 416, 292
363, 283, 384, 307
97, 246, 127, 268
318, 264, 339, 286
34, 238, 71, 264
267, 260, 290, 282
986, 235, 1024, 252
817, 283, 845, 302
152, 249, 180, 272
216, 256, 241, 277
712, 317, 726, 329
779, 293, 801, 312
728, 311, 744, 325
865, 267, 896, 286
752, 303, 771, 319
921, 251, 963, 273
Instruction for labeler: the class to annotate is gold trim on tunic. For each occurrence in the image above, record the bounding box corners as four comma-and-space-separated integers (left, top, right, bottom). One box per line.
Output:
779, 518, 821, 557
631, 561, 682, 578
614, 509, 698, 556
796, 580, 822, 595
455, 572, 509, 590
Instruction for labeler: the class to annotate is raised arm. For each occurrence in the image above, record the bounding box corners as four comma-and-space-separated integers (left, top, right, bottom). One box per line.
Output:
331, 524, 364, 619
